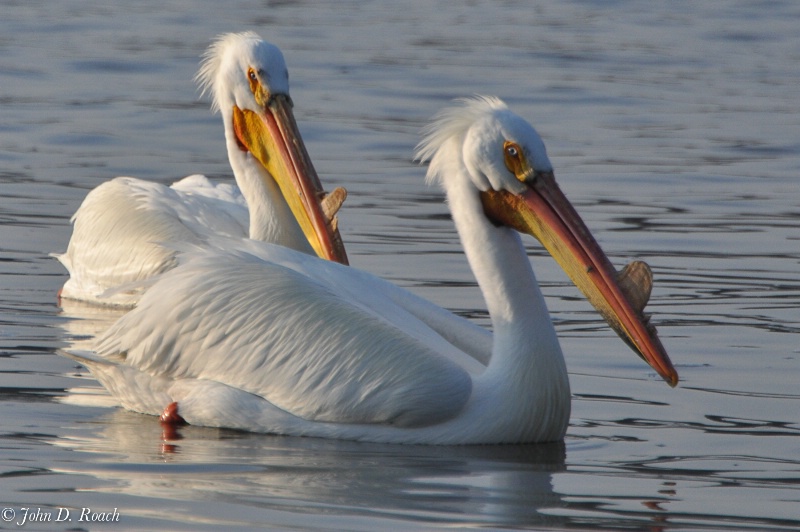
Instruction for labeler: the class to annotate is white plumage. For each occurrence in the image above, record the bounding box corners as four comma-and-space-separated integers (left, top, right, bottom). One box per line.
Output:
66, 96, 677, 444
55, 32, 346, 307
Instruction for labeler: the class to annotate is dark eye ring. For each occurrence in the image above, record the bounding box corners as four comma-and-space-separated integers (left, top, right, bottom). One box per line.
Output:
506, 145, 519, 158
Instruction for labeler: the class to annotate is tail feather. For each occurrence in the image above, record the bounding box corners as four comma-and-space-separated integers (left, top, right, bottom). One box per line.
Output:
58, 349, 123, 367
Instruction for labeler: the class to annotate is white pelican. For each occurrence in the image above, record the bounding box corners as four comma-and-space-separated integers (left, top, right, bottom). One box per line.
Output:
55, 32, 347, 307
64, 97, 678, 445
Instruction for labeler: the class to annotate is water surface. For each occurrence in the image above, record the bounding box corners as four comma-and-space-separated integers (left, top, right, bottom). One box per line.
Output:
1, 1, 799, 530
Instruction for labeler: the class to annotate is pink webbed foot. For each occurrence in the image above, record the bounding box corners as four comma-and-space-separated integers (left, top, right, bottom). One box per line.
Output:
159, 401, 187, 426
159, 402, 186, 449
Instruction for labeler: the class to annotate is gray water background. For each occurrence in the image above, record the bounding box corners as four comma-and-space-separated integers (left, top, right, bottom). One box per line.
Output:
1, 1, 799, 530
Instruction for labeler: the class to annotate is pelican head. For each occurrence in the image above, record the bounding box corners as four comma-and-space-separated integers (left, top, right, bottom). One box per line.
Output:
196, 32, 347, 264
419, 97, 678, 386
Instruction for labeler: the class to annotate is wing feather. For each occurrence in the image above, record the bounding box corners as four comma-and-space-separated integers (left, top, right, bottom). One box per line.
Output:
95, 247, 473, 427
55, 176, 249, 306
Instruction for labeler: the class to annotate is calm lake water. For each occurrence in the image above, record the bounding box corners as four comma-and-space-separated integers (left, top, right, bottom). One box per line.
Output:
2, 1, 799, 530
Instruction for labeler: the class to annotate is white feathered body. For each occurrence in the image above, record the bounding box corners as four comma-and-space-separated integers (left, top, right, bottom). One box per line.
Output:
61, 96, 667, 445
55, 31, 341, 306
55, 175, 249, 307
71, 237, 567, 445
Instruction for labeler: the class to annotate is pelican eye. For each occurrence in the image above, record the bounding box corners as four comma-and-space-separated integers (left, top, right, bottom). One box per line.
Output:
502, 141, 528, 182
247, 67, 260, 93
